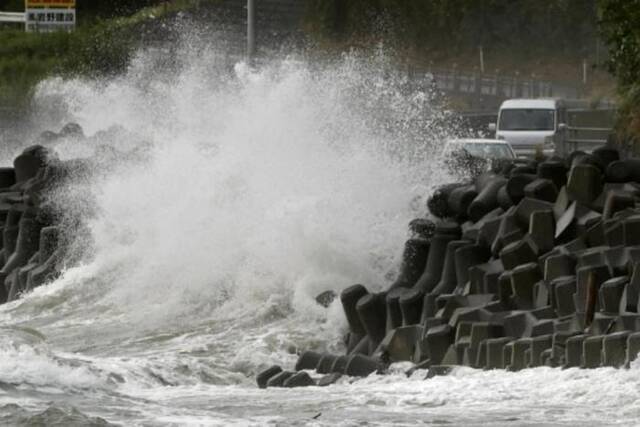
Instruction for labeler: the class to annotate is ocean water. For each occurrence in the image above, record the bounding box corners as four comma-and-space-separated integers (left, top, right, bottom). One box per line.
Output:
1, 38, 640, 426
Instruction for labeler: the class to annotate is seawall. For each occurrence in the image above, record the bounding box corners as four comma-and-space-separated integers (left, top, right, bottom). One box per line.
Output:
258, 145, 640, 388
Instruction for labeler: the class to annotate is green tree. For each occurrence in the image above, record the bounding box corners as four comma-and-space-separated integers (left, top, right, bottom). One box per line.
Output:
598, 0, 640, 143
305, 0, 598, 57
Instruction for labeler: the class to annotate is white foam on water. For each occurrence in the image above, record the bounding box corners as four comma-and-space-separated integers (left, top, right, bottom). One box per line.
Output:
1, 37, 455, 408
0, 331, 106, 391
21, 42, 454, 338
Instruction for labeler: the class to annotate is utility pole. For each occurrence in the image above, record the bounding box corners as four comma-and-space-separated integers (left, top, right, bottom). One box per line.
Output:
247, 0, 255, 62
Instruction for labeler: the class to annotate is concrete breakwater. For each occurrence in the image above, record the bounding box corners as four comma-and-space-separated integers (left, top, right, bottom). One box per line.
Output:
258, 145, 640, 388
0, 145, 68, 304
0, 137, 95, 305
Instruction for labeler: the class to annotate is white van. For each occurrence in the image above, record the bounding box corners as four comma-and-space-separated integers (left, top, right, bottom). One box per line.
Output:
489, 98, 588, 157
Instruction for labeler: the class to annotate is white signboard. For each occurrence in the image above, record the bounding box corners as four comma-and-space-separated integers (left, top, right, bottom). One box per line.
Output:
0, 12, 26, 23
25, 0, 75, 32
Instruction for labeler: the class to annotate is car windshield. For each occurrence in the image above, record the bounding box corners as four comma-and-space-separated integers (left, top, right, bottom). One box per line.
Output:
498, 108, 555, 131
460, 143, 514, 159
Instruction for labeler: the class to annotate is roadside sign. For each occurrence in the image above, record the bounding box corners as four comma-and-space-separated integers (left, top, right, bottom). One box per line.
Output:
25, 0, 75, 32
0, 12, 26, 24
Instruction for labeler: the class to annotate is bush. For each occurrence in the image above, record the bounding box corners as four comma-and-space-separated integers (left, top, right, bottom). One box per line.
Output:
598, 0, 640, 147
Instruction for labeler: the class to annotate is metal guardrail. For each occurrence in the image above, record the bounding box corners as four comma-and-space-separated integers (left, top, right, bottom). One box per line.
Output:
401, 66, 606, 111
422, 67, 581, 100
558, 125, 613, 155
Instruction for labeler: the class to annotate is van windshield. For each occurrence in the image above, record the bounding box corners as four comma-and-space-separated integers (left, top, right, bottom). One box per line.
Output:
498, 108, 555, 131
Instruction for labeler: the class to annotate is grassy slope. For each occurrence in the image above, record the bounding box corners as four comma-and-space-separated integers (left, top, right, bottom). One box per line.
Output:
0, 0, 202, 111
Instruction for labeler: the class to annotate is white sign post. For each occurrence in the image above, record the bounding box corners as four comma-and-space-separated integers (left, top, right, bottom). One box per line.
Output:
25, 0, 75, 32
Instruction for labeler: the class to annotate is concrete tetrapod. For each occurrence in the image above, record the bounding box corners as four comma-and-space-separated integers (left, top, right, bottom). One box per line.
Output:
506, 174, 537, 204
603, 191, 636, 220
0, 168, 16, 189
413, 223, 460, 293
606, 159, 640, 183
344, 354, 384, 377
330, 355, 349, 374
295, 351, 323, 371
256, 366, 282, 389
13, 152, 43, 185
603, 331, 630, 368
26, 248, 62, 292
399, 288, 424, 326
510, 263, 541, 310
430, 240, 472, 295
582, 335, 604, 368
388, 238, 430, 290
356, 293, 387, 353
567, 164, 603, 205
427, 183, 465, 218
265, 144, 640, 387
5, 218, 43, 301
626, 333, 640, 366
468, 175, 507, 222
591, 146, 620, 169
524, 178, 558, 203
283, 371, 315, 388
316, 354, 339, 374
447, 185, 478, 221
340, 284, 368, 349
266, 371, 295, 387
537, 161, 567, 190
385, 287, 407, 332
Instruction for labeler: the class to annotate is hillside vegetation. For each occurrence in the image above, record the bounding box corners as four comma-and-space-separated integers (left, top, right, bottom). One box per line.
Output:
598, 0, 640, 148
0, 0, 197, 110
1, 0, 637, 144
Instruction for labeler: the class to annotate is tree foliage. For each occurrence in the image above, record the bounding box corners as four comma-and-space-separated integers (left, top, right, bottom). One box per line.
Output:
598, 0, 640, 141
305, 0, 599, 57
